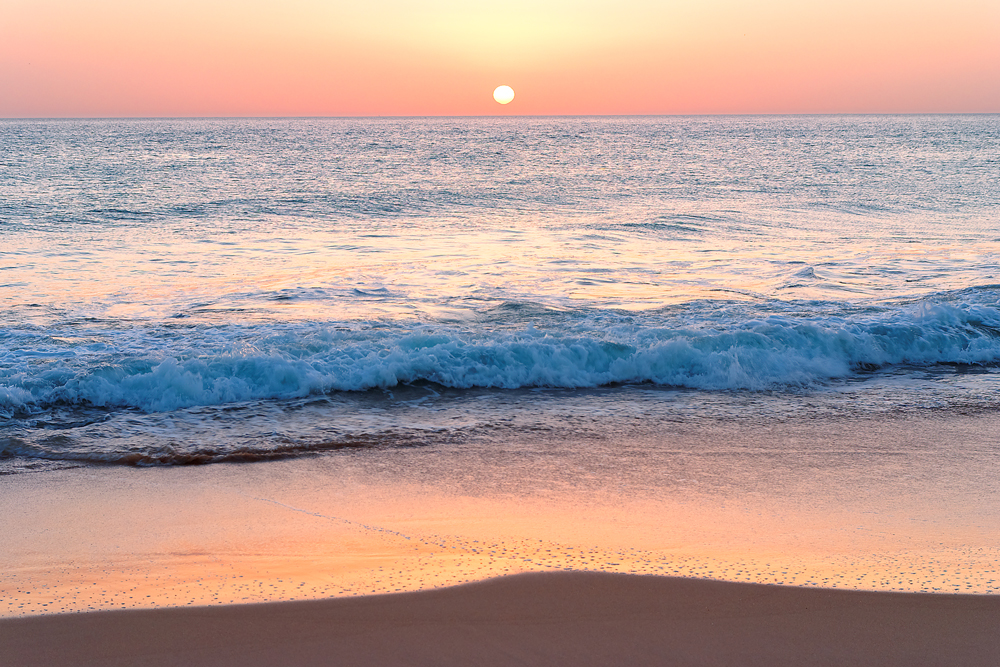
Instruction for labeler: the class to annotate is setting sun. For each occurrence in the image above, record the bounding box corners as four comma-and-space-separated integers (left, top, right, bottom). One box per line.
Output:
493, 85, 515, 105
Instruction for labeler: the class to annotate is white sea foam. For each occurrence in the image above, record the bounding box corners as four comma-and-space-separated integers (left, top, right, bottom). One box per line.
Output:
4, 299, 1000, 415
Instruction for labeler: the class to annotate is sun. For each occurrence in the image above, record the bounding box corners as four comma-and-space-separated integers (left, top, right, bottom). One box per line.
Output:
493, 85, 515, 105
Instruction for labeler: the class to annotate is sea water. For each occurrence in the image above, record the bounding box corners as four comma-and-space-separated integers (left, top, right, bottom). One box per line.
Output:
2, 115, 1000, 472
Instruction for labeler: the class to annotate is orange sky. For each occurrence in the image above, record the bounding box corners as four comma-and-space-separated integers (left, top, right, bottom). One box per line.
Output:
2, 0, 998, 116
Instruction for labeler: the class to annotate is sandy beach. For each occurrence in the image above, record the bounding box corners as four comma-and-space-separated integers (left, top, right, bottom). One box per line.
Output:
4, 571, 1000, 667
2, 413, 999, 664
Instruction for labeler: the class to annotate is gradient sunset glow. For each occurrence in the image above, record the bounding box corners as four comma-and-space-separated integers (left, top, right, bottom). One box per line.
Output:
2, 0, 999, 117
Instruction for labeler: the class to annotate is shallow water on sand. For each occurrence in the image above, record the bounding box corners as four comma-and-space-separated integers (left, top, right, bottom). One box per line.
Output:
2, 412, 998, 616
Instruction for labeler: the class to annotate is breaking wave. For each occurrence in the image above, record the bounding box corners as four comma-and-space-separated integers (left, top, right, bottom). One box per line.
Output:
5, 298, 1000, 416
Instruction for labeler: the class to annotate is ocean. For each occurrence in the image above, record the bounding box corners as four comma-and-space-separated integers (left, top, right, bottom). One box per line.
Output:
2, 115, 1000, 474
4, 115, 1000, 616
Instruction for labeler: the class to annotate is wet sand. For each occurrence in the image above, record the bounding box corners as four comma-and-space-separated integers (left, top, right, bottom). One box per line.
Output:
3, 571, 1000, 667
4, 453, 999, 617
3, 415, 999, 663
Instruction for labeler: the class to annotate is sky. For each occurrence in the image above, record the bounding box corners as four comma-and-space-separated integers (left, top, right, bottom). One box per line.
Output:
2, 0, 999, 117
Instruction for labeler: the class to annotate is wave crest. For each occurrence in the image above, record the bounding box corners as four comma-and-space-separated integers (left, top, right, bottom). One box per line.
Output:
4, 300, 1000, 414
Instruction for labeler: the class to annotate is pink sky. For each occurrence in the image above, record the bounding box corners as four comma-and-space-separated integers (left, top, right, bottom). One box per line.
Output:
2, 0, 998, 117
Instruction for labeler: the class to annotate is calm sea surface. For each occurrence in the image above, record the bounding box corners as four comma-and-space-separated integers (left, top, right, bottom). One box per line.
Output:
2, 116, 1000, 473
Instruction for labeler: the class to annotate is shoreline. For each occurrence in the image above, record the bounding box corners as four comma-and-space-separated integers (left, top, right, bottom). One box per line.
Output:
4, 414, 1000, 616
4, 413, 999, 663
4, 571, 1000, 667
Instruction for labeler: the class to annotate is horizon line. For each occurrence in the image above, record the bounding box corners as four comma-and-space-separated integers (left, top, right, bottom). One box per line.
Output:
3, 112, 999, 121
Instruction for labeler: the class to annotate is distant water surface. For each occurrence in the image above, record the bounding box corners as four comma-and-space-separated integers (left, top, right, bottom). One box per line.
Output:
2, 115, 1000, 471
